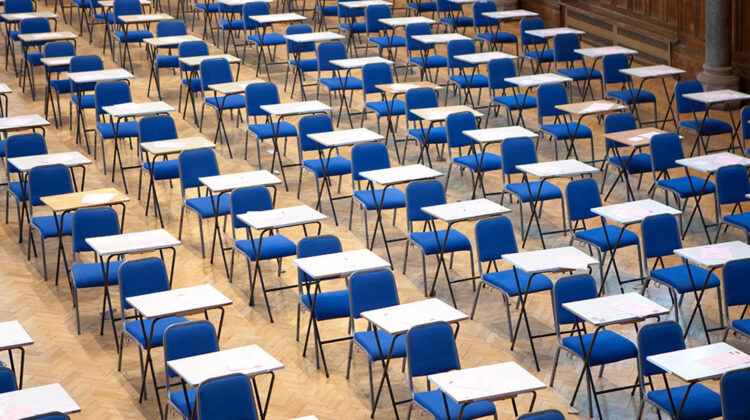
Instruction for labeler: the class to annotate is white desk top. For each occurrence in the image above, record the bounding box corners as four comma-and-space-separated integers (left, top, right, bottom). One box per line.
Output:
102, 101, 175, 118
410, 105, 482, 121
260, 100, 332, 116
379, 16, 435, 26
251, 12, 306, 23
674, 240, 750, 268
682, 89, 750, 104
463, 126, 537, 143
39, 55, 73, 67
67, 68, 134, 84
0, 114, 50, 131
126, 284, 232, 319
359, 164, 442, 185
504, 246, 599, 274
556, 100, 627, 115
7, 151, 91, 172
144, 34, 201, 47
178, 54, 240, 67
0, 321, 33, 351
422, 198, 510, 223
238, 205, 326, 230
562, 292, 669, 326
17, 31, 76, 42
117, 13, 173, 23
200, 170, 282, 193
360, 298, 467, 335
0, 83, 10, 94
411, 33, 471, 44
339, 0, 391, 7
219, 0, 273, 5
208, 79, 264, 95
167, 345, 283, 387
331, 56, 392, 69
428, 362, 546, 404
676, 152, 750, 173
516, 159, 598, 178
140, 136, 215, 155
574, 46, 638, 58
620, 65, 686, 79
647, 342, 750, 383
506, 73, 573, 87
98, 0, 149, 6
481, 9, 538, 20
86, 229, 180, 256
40, 188, 129, 212
525, 27, 584, 38
0, 384, 80, 417
293, 249, 390, 279
591, 199, 681, 225
0, 11, 57, 21
454, 51, 516, 64
307, 127, 383, 147
283, 31, 343, 43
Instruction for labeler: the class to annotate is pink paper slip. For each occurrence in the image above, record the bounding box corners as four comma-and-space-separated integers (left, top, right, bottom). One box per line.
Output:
225, 358, 262, 372
611, 206, 651, 219
702, 92, 738, 101
713, 155, 743, 166
557, 256, 591, 271
700, 246, 733, 260
609, 300, 660, 317
697, 351, 750, 371
0, 402, 33, 420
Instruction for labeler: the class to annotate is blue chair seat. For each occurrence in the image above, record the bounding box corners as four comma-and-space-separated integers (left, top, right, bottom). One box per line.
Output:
185, 194, 231, 218
414, 390, 496, 420
205, 94, 245, 110
96, 120, 139, 139
407, 1, 436, 12
353, 188, 406, 210
181, 78, 203, 91
523, 49, 554, 63
302, 156, 352, 178
354, 330, 406, 360
607, 152, 652, 174
300, 290, 350, 320
448, 74, 489, 89
557, 67, 602, 81
339, 22, 367, 33
607, 89, 656, 105
319, 76, 363, 91
94, 12, 115, 23
49, 79, 72, 94
409, 55, 447, 69
9, 30, 20, 41
540, 122, 593, 140
453, 152, 502, 172
195, 2, 219, 12
114, 30, 153, 43
143, 159, 179, 180
493, 94, 537, 111
71, 93, 96, 108
72, 260, 123, 288
650, 264, 720, 294
409, 229, 472, 255
408, 126, 447, 144
124, 316, 188, 348
24, 52, 43, 66
561, 330, 637, 366
657, 176, 715, 199
235, 235, 297, 261
246, 33, 286, 46
248, 121, 297, 139
156, 55, 179, 68
438, 16, 473, 28
8, 182, 26, 201
368, 36, 406, 49
482, 269, 552, 297
575, 225, 640, 251
218, 18, 244, 30
169, 388, 197, 418
731, 318, 750, 336
476, 31, 517, 44
724, 212, 750, 232
365, 99, 405, 117
647, 383, 722, 420
505, 181, 562, 203
679, 118, 733, 136
289, 58, 318, 72
31, 215, 73, 239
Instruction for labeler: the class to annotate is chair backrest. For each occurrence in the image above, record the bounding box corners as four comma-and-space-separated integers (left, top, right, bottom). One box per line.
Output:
200, 58, 233, 91
519, 17, 544, 47
348, 269, 399, 320
297, 114, 334, 154
674, 80, 706, 114
406, 322, 459, 387
118, 257, 171, 312
636, 321, 685, 380
501, 137, 537, 176
243, 2, 270, 30
296, 235, 342, 286
446, 39, 475, 70
94, 81, 132, 118
164, 321, 219, 380
138, 115, 178, 143
245, 82, 280, 117
365, 4, 389, 33
72, 207, 120, 254
436, 0, 459, 13
28, 165, 74, 207
197, 374, 258, 420
69, 55, 103, 92
0, 367, 17, 393
564, 178, 602, 223
405, 87, 438, 122
230, 186, 273, 230
515, 409, 565, 420
602, 53, 630, 85
537, 83, 567, 119
44, 41, 75, 59
113, 0, 142, 18
473, 1, 496, 28
640, 213, 681, 260
361, 62, 393, 95
649, 133, 684, 172
552, 274, 597, 331
5, 133, 47, 175
716, 165, 750, 206
722, 258, 750, 313
156, 20, 186, 37
405, 180, 445, 227
603, 113, 637, 150
488, 58, 516, 91
25, 413, 70, 420
286, 24, 315, 55
742, 106, 750, 147
720, 366, 750, 420
405, 23, 432, 52
474, 216, 517, 264
445, 111, 477, 149
178, 148, 220, 193
178, 40, 209, 72
553, 33, 582, 64
4, 0, 34, 13
19, 17, 50, 35
351, 142, 390, 183
317, 41, 347, 73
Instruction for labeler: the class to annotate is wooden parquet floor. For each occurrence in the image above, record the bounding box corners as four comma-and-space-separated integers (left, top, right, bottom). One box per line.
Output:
0, 3, 748, 419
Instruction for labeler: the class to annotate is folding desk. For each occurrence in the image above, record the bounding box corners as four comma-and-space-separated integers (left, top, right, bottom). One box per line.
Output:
619, 65, 685, 129
0, 383, 80, 418
0, 321, 33, 389
554, 100, 627, 163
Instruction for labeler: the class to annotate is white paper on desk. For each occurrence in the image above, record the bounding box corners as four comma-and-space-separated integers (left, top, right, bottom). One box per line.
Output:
700, 246, 733, 260
153, 141, 187, 148
557, 256, 591, 270
611, 206, 651, 218
0, 402, 33, 420
448, 372, 499, 395
702, 92, 740, 101
580, 102, 614, 113
609, 300, 660, 317
533, 74, 560, 83
639, 68, 669, 77
225, 358, 264, 372
388, 83, 419, 92
175, 290, 204, 306
533, 165, 563, 176
627, 136, 644, 142
697, 350, 750, 371
714, 155, 743, 166
0, 116, 36, 128
42, 154, 76, 164
596, 47, 623, 55
390, 308, 439, 328
640, 131, 663, 139
81, 193, 116, 205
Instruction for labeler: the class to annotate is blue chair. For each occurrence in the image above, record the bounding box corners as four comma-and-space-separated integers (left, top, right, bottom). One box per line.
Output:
714, 165, 750, 243
640, 214, 721, 328
70, 207, 123, 335
196, 374, 259, 420
137, 115, 179, 215
470, 216, 552, 336
89, 0, 115, 43
406, 0, 436, 17
217, 1, 243, 54
244, 82, 298, 166
405, 322, 497, 420
149, 21, 187, 96
242, 2, 285, 76
520, 18, 553, 73
4, 133, 47, 226
403, 180, 475, 300
192, 0, 220, 43
675, 80, 734, 156
229, 186, 297, 322
117, 258, 188, 397
364, 5, 404, 58
42, 41, 75, 128
337, 0, 366, 54
178, 40, 209, 121
552, 33, 602, 100
487, 58, 536, 127
2, 0, 35, 74
18, 17, 50, 99
515, 409, 564, 420
501, 137, 565, 246
537, 83, 594, 162
199, 57, 243, 157
446, 40, 488, 107
112, 0, 154, 71
404, 87, 446, 166
404, 23, 447, 83
741, 106, 750, 156
163, 321, 220, 419
0, 367, 17, 393
636, 321, 722, 420
296, 235, 351, 378
445, 111, 501, 197
69, 55, 103, 151
346, 269, 406, 410
349, 143, 405, 244
721, 258, 750, 342
436, 0, 471, 33
360, 62, 405, 136
313, 0, 338, 31
602, 54, 657, 124
473, 2, 517, 53
316, 41, 363, 106
720, 366, 750, 420
284, 25, 318, 99
565, 178, 643, 294
27, 165, 75, 283
549, 275, 638, 418
177, 148, 231, 258
601, 113, 652, 197
26, 413, 70, 420
94, 81, 139, 175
